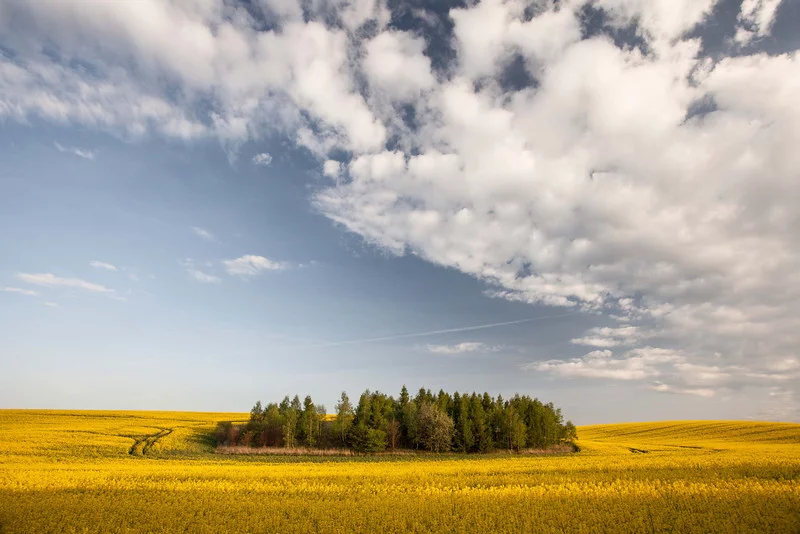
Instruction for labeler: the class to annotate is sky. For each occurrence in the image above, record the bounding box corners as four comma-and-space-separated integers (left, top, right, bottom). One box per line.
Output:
0, 0, 798, 424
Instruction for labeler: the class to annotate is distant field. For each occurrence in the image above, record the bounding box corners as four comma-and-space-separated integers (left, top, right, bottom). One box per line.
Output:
1, 411, 798, 533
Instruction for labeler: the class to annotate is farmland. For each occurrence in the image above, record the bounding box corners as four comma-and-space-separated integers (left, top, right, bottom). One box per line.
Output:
1, 411, 799, 533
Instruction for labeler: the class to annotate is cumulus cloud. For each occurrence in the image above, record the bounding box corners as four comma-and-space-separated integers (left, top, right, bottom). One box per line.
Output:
1, 286, 38, 296
223, 255, 289, 276
54, 141, 95, 160
363, 31, 435, 101
89, 261, 117, 271
252, 153, 273, 166
1, 0, 798, 415
736, 0, 783, 44
323, 160, 342, 178
426, 342, 498, 355
16, 273, 114, 294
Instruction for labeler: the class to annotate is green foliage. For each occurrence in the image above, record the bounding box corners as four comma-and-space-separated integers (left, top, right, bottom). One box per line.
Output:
334, 392, 354, 446
235, 386, 575, 454
348, 425, 388, 452
418, 402, 454, 453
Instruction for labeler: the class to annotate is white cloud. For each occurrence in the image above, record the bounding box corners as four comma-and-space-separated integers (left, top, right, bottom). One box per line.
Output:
223, 255, 289, 276
191, 226, 216, 242
531, 347, 683, 381
89, 260, 117, 271
54, 141, 95, 160
16, 273, 114, 294
363, 31, 435, 101
1, 286, 38, 296
181, 259, 221, 284
648, 383, 716, 398
323, 160, 342, 178
252, 152, 273, 166
43, 302, 59, 308
187, 269, 221, 284
426, 342, 498, 355
570, 326, 644, 348
736, 0, 782, 44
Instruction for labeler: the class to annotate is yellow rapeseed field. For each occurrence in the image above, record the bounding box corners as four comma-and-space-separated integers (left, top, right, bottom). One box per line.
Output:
1, 410, 798, 533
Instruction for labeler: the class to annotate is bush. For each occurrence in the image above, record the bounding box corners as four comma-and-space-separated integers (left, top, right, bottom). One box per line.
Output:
348, 426, 388, 452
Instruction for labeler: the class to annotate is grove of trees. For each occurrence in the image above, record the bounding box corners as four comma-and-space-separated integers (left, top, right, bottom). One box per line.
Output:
216, 386, 577, 454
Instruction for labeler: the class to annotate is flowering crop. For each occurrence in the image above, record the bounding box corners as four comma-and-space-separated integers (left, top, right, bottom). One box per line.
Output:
1, 411, 798, 533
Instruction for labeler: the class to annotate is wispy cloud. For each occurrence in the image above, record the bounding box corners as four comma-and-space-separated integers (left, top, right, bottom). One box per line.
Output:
89, 260, 117, 271
426, 342, 499, 355
1, 286, 38, 296
223, 255, 289, 276
16, 273, 114, 294
648, 383, 715, 398
188, 269, 221, 284
191, 226, 216, 242
54, 141, 95, 160
278, 313, 575, 349
182, 260, 221, 284
570, 326, 644, 348
252, 153, 272, 166
43, 301, 59, 308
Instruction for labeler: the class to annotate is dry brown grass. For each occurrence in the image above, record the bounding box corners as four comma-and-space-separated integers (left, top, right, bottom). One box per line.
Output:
214, 444, 576, 456
216, 446, 357, 456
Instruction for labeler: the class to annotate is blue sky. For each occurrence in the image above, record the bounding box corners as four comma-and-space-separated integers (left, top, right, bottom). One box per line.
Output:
1, 0, 798, 423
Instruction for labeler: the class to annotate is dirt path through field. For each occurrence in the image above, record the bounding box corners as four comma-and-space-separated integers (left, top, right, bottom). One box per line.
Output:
125, 428, 174, 456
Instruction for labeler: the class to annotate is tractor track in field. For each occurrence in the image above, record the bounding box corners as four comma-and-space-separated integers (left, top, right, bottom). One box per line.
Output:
125, 428, 174, 456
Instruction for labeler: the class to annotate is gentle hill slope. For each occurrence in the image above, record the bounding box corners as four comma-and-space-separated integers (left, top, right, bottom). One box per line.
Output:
576, 420, 800, 453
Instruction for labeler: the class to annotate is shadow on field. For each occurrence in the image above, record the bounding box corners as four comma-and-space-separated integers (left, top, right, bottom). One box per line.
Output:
187, 428, 217, 451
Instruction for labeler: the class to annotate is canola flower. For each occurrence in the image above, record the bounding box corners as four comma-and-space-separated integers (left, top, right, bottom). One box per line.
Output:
0, 410, 798, 533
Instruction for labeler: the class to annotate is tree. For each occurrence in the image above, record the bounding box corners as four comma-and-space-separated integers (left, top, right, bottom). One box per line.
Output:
301, 395, 316, 447
315, 405, 327, 447
348, 424, 388, 452
240, 429, 255, 447
507, 408, 527, 451
402, 401, 420, 449
563, 420, 577, 442
334, 392, 354, 446
250, 401, 264, 422
470, 394, 492, 452
418, 402, 454, 453
260, 403, 282, 446
214, 422, 232, 446
453, 393, 475, 453
291, 395, 302, 411
226, 424, 241, 446
281, 408, 298, 448
387, 419, 401, 452
365, 428, 388, 452
242, 387, 574, 454
397, 385, 410, 445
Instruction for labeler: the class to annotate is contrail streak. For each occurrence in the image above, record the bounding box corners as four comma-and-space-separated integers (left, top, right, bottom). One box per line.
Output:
274, 311, 576, 349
